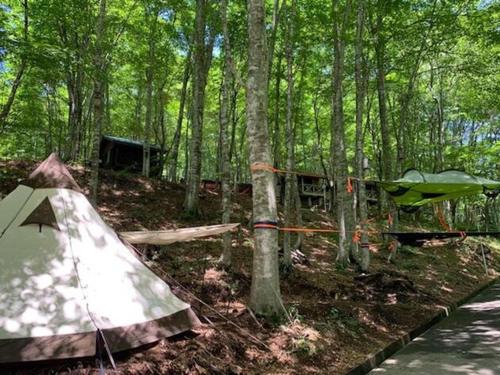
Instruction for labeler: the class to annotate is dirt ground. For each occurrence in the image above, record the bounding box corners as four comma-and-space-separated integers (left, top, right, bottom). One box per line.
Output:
1, 160, 499, 375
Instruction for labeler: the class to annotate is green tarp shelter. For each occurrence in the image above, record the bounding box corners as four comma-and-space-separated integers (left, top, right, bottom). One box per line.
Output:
381, 169, 500, 211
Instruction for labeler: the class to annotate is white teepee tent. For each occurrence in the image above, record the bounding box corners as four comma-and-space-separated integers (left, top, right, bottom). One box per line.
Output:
0, 154, 199, 364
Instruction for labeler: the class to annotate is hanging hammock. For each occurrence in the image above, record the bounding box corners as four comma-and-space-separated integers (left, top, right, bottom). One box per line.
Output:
120, 223, 240, 245
380, 169, 500, 212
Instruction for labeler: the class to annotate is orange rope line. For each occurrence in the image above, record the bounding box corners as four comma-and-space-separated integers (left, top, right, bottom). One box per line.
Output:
250, 162, 361, 192
250, 162, 381, 185
250, 163, 379, 238
250, 162, 328, 179
279, 227, 342, 233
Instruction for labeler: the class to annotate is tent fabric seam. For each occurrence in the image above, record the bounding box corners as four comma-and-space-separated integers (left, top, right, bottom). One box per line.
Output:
60, 195, 100, 339
0, 188, 34, 239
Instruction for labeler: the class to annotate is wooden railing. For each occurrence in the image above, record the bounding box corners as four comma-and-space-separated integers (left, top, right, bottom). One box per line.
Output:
301, 183, 325, 196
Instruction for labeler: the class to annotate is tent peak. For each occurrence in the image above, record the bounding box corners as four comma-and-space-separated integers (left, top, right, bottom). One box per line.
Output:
23, 153, 82, 191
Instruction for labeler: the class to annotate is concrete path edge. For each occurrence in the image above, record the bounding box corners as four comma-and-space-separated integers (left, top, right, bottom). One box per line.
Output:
344, 276, 500, 375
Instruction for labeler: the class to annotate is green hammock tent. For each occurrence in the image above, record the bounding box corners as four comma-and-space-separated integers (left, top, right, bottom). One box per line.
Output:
380, 169, 500, 211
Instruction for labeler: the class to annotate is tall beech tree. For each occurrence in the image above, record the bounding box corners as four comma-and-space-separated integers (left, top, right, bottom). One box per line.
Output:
184, 0, 211, 216
219, 0, 234, 267
142, 3, 159, 178
373, 0, 392, 211
354, 0, 369, 271
331, 0, 353, 267
168, 51, 191, 182
282, 0, 297, 268
247, 0, 283, 316
89, 0, 107, 204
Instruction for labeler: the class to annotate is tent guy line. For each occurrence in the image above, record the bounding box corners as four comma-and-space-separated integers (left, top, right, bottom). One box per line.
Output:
127, 241, 273, 352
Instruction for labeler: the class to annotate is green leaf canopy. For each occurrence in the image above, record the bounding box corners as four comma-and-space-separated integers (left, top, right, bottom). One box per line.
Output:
381, 169, 500, 210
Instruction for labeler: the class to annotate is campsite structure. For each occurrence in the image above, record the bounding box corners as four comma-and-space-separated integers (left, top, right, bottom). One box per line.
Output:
99, 135, 163, 177
0, 154, 200, 364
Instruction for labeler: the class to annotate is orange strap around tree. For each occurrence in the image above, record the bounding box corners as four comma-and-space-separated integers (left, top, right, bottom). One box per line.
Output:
347, 177, 354, 193
250, 162, 278, 174
253, 223, 279, 230
352, 229, 361, 243
436, 206, 452, 232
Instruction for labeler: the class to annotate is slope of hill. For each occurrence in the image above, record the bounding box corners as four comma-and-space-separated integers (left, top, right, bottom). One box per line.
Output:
1, 160, 498, 375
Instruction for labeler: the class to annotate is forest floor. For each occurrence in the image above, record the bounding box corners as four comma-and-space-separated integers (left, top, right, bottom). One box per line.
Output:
1, 160, 499, 375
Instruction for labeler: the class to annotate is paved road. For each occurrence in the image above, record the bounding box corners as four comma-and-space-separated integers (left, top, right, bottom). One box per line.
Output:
370, 281, 500, 375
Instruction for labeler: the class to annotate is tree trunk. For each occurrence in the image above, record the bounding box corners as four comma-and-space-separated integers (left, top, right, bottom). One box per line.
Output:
184, 0, 208, 216
374, 1, 392, 210
434, 71, 445, 172
168, 52, 191, 182
220, 0, 234, 267
66, 68, 84, 161
283, 0, 296, 269
247, 0, 283, 317
184, 115, 190, 182
313, 91, 330, 180
143, 67, 153, 177
293, 174, 303, 249
354, 0, 369, 271
45, 84, 58, 153
331, 0, 352, 267
143, 8, 158, 178
272, 50, 283, 168
134, 81, 143, 139
0, 62, 26, 132
89, 0, 107, 205
267, 0, 285, 87
398, 0, 438, 175
156, 80, 168, 176
0, 0, 28, 133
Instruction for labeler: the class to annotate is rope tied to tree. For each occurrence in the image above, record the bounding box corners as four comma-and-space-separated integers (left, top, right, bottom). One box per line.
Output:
250, 162, 360, 194
253, 221, 377, 235
436, 205, 452, 232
